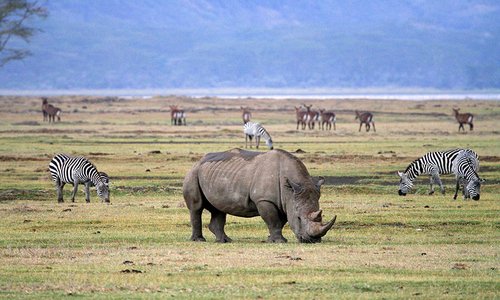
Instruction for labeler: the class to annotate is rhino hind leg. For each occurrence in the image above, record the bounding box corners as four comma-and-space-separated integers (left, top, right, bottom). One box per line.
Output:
183, 171, 206, 242
208, 211, 232, 243
257, 201, 287, 243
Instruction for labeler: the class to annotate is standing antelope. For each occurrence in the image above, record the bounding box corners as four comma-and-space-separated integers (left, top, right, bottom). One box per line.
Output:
294, 106, 308, 130
45, 104, 62, 123
355, 110, 375, 132
169, 105, 186, 125
302, 104, 318, 130
319, 109, 336, 130
241, 107, 252, 124
452, 108, 474, 132
42, 98, 49, 121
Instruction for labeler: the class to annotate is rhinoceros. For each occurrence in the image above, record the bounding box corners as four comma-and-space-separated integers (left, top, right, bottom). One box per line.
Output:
183, 148, 336, 243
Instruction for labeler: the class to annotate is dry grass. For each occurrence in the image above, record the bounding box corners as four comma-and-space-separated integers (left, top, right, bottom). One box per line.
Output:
0, 95, 498, 299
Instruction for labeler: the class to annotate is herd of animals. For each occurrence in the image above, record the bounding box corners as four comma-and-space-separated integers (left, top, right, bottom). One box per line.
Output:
39, 98, 483, 243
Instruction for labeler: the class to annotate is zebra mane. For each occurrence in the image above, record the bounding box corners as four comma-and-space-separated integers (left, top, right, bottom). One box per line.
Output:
466, 157, 481, 180
404, 158, 421, 174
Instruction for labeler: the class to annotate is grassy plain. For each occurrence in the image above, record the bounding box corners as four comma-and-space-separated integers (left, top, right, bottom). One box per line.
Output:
0, 95, 498, 299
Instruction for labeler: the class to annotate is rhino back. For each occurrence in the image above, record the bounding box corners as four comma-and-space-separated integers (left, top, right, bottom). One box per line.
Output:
197, 149, 282, 217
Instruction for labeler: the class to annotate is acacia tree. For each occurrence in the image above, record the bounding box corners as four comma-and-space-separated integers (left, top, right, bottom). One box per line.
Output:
0, 0, 47, 67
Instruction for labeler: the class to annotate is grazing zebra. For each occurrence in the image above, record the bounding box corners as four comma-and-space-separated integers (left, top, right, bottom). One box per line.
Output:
241, 106, 252, 124
452, 108, 474, 132
397, 148, 478, 196
319, 109, 336, 130
355, 110, 375, 132
49, 154, 110, 203
452, 149, 483, 200
243, 122, 273, 150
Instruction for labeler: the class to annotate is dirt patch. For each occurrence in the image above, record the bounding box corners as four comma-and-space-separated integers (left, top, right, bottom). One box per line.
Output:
0, 189, 49, 202
0, 155, 48, 162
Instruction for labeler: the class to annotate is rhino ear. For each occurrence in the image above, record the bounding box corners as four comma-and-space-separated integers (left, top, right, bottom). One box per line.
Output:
315, 176, 325, 191
286, 177, 303, 194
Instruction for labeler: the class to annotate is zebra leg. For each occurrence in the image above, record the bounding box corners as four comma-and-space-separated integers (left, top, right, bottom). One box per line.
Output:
56, 181, 65, 203
428, 175, 435, 195
208, 211, 232, 243
453, 179, 459, 200
71, 180, 79, 202
256, 136, 260, 149
366, 123, 370, 132
434, 174, 445, 195
85, 182, 91, 203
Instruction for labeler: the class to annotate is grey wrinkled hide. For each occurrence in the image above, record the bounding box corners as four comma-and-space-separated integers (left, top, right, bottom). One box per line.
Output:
183, 148, 336, 243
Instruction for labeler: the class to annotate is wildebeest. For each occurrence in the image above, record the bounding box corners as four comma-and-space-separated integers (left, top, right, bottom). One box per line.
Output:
183, 148, 336, 243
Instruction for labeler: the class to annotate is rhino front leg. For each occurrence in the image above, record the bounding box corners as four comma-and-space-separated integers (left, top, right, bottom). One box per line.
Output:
208, 211, 232, 243
257, 201, 287, 243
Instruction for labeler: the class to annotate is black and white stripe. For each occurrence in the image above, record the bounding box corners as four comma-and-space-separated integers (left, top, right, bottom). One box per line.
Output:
243, 122, 273, 150
397, 148, 478, 196
452, 149, 483, 200
49, 154, 110, 203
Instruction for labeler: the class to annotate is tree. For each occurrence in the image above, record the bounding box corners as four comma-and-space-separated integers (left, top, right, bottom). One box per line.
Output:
0, 0, 47, 67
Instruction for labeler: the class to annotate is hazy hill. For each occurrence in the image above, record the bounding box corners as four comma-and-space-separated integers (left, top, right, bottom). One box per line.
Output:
1, 0, 499, 90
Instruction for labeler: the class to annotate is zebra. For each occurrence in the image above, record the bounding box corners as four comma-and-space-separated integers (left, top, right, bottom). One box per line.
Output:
243, 122, 273, 150
452, 149, 483, 200
355, 110, 375, 132
397, 148, 478, 196
49, 154, 110, 203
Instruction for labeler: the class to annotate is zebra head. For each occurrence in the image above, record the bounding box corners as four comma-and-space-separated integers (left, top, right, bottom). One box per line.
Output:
266, 138, 274, 150
96, 180, 110, 203
465, 177, 484, 201
397, 171, 413, 196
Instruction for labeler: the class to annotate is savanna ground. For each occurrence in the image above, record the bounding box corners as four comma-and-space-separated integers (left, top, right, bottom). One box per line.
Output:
0, 95, 498, 299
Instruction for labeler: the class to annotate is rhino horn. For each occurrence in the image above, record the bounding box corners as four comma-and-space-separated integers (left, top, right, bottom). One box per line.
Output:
309, 210, 323, 222
308, 215, 336, 238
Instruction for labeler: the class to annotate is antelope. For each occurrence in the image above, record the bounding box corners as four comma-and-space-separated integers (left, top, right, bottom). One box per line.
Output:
319, 109, 336, 130
355, 110, 375, 132
169, 105, 186, 125
241, 106, 252, 124
42, 98, 49, 121
452, 108, 473, 132
45, 104, 62, 122
294, 106, 307, 130
302, 104, 318, 130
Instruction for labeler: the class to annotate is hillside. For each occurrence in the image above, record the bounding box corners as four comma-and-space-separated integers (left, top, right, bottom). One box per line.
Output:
0, 0, 499, 90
